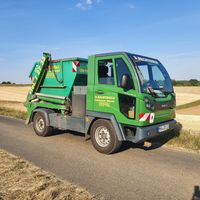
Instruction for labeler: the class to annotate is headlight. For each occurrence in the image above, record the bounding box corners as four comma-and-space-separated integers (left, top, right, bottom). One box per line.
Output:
144, 97, 154, 111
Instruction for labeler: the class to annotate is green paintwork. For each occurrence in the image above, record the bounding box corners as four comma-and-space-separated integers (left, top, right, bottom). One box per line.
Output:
25, 52, 175, 129
37, 96, 66, 105
86, 53, 175, 127
25, 53, 88, 123
39, 58, 87, 96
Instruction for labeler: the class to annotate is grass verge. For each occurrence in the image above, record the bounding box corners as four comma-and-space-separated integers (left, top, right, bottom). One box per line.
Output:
0, 149, 100, 200
165, 130, 200, 152
150, 125, 200, 153
0, 106, 26, 120
176, 99, 200, 110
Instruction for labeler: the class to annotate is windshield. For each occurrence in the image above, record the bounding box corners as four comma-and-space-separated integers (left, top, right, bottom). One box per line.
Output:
128, 55, 173, 96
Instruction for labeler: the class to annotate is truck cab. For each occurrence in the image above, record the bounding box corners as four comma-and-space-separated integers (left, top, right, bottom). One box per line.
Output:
25, 52, 176, 154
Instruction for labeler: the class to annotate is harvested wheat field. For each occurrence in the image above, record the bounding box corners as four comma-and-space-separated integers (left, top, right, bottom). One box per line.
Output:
176, 114, 200, 133
177, 105, 200, 115
0, 149, 100, 200
0, 85, 29, 111
174, 86, 200, 106
174, 87, 200, 116
0, 86, 29, 102
0, 85, 199, 105
0, 100, 26, 112
0, 85, 199, 132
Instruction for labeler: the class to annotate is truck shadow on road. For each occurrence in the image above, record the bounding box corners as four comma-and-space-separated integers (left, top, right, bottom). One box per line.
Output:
47, 122, 183, 153
120, 122, 183, 152
50, 129, 85, 138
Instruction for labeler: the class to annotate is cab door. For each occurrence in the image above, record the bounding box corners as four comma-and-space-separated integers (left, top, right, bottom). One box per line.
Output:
93, 56, 119, 114
113, 57, 139, 125
93, 55, 139, 126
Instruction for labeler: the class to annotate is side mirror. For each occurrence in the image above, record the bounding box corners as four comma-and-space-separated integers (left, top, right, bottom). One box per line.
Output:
120, 74, 133, 90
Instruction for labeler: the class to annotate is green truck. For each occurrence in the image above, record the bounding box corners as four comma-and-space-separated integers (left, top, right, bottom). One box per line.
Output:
25, 52, 176, 154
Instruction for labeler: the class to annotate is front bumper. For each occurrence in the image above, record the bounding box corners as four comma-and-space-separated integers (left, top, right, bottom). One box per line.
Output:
128, 120, 176, 143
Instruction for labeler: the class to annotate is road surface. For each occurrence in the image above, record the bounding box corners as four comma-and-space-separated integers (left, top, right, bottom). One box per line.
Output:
0, 116, 199, 200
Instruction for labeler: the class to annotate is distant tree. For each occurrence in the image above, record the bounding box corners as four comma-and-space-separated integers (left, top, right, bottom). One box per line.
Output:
1, 81, 12, 84
189, 79, 199, 86
171, 79, 200, 86
171, 79, 177, 86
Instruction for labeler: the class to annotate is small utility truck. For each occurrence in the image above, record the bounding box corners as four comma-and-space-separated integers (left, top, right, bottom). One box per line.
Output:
25, 52, 176, 154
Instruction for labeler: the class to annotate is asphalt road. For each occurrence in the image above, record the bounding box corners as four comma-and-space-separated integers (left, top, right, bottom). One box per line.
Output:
0, 115, 200, 200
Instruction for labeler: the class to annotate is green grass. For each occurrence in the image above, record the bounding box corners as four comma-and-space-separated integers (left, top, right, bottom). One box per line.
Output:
150, 124, 200, 152
176, 99, 200, 110
166, 130, 200, 151
0, 106, 26, 120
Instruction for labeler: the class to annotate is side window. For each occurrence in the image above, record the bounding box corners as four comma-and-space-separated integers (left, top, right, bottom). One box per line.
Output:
98, 59, 114, 85
115, 58, 133, 88
137, 65, 149, 82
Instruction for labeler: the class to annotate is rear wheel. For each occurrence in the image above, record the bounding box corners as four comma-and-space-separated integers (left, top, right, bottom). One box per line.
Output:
33, 112, 53, 137
90, 119, 122, 154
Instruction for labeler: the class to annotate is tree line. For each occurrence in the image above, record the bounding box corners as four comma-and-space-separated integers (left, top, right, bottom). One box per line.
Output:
172, 79, 200, 86
1, 81, 15, 84
1, 79, 200, 86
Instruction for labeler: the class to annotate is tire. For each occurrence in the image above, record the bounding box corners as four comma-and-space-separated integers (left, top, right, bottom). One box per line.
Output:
33, 112, 53, 137
90, 119, 122, 154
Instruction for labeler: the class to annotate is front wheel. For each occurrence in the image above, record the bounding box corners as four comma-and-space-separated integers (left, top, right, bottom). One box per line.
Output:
33, 112, 53, 137
90, 119, 122, 154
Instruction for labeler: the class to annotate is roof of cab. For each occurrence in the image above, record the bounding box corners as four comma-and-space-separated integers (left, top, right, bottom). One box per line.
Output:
93, 52, 159, 62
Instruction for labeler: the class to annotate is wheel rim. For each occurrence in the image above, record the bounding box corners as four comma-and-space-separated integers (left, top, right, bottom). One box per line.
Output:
95, 126, 111, 147
36, 117, 45, 132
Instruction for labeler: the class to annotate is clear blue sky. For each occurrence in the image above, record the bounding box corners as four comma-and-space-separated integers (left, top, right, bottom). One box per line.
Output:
0, 0, 200, 83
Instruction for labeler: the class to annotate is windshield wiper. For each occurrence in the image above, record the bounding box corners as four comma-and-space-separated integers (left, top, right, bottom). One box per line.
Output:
153, 87, 173, 96
147, 87, 167, 98
147, 87, 158, 97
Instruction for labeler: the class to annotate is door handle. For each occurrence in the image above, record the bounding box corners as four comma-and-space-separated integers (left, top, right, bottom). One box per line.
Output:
95, 90, 104, 94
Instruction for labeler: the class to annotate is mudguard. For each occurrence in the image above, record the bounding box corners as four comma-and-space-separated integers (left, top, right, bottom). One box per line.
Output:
28, 108, 55, 126
86, 111, 126, 141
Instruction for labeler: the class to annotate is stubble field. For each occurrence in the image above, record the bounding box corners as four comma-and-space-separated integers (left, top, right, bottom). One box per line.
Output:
0, 85, 199, 131
0, 149, 95, 200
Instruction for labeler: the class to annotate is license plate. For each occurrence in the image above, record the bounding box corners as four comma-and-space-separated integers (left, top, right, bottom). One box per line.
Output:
158, 124, 169, 132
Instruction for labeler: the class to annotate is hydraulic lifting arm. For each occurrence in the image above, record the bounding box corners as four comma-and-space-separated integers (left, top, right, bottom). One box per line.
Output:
26, 53, 51, 101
